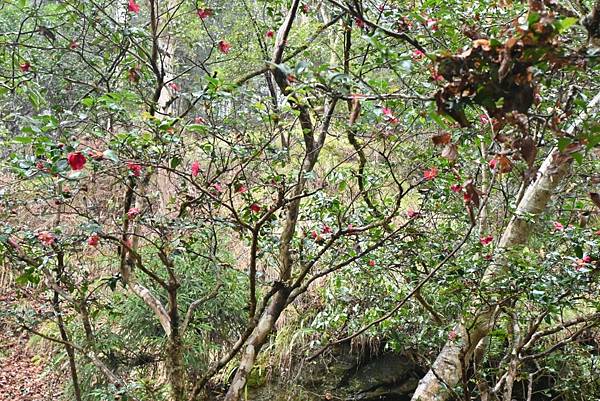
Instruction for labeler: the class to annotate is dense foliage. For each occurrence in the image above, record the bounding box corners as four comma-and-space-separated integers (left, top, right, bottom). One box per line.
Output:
0, 0, 599, 400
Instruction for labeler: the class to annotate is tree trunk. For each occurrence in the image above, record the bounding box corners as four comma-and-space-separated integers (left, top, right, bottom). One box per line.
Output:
223, 290, 289, 401
411, 146, 572, 400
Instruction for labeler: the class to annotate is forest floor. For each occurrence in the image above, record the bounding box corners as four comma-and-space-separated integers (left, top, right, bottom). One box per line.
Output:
0, 290, 63, 401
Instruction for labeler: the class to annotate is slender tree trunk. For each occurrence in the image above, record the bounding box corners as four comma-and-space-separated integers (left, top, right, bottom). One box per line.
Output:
167, 287, 186, 401
54, 252, 83, 401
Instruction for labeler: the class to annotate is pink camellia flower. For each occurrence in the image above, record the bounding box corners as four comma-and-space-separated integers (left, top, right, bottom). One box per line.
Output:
489, 158, 498, 170
448, 330, 458, 341
480, 235, 494, 245
249, 203, 261, 213
382, 107, 393, 117
423, 167, 438, 180
197, 8, 212, 19
218, 40, 231, 54
355, 18, 365, 29
368, 259, 376, 267
412, 49, 425, 60
127, 207, 140, 219
128, 0, 140, 13
407, 208, 420, 219
88, 233, 100, 247
426, 18, 438, 31
194, 116, 206, 124
191, 161, 200, 177
213, 182, 223, 193
582, 255, 592, 263
322, 225, 333, 234
67, 152, 87, 170
37, 231, 55, 246
265, 30, 275, 39
553, 221, 564, 231
479, 114, 490, 125
20, 62, 31, 72
450, 184, 463, 193
168, 82, 180, 91
431, 71, 444, 81
127, 162, 142, 177
311, 230, 318, 239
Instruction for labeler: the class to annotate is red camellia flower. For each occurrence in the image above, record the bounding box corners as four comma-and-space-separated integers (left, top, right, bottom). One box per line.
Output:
480, 235, 493, 245
412, 49, 425, 60
67, 152, 87, 170
236, 185, 247, 193
463, 192, 473, 203
582, 255, 592, 263
426, 18, 438, 31
450, 184, 463, 193
423, 167, 438, 180
250, 203, 261, 213
265, 30, 275, 39
127, 207, 140, 219
218, 40, 231, 54
484, 254, 493, 261
19, 62, 31, 72
197, 8, 212, 19
322, 225, 333, 234
37, 231, 55, 246
191, 161, 200, 177
407, 208, 420, 219
553, 221, 564, 231
127, 162, 142, 177
355, 18, 365, 28
368, 259, 376, 267
88, 233, 100, 247
128, 0, 140, 13
69, 40, 79, 50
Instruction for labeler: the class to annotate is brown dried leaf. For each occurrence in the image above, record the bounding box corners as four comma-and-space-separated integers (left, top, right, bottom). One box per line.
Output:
432, 133, 452, 146
464, 180, 481, 209
497, 155, 513, 173
590, 192, 600, 209
519, 136, 537, 167
441, 143, 458, 162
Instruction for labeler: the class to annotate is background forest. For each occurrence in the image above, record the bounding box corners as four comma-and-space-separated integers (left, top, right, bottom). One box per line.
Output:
0, 0, 599, 400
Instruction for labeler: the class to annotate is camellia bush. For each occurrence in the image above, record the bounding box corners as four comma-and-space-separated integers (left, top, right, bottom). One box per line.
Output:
0, 0, 599, 401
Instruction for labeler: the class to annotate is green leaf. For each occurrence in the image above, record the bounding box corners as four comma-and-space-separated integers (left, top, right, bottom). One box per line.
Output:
557, 137, 571, 151
554, 17, 578, 33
